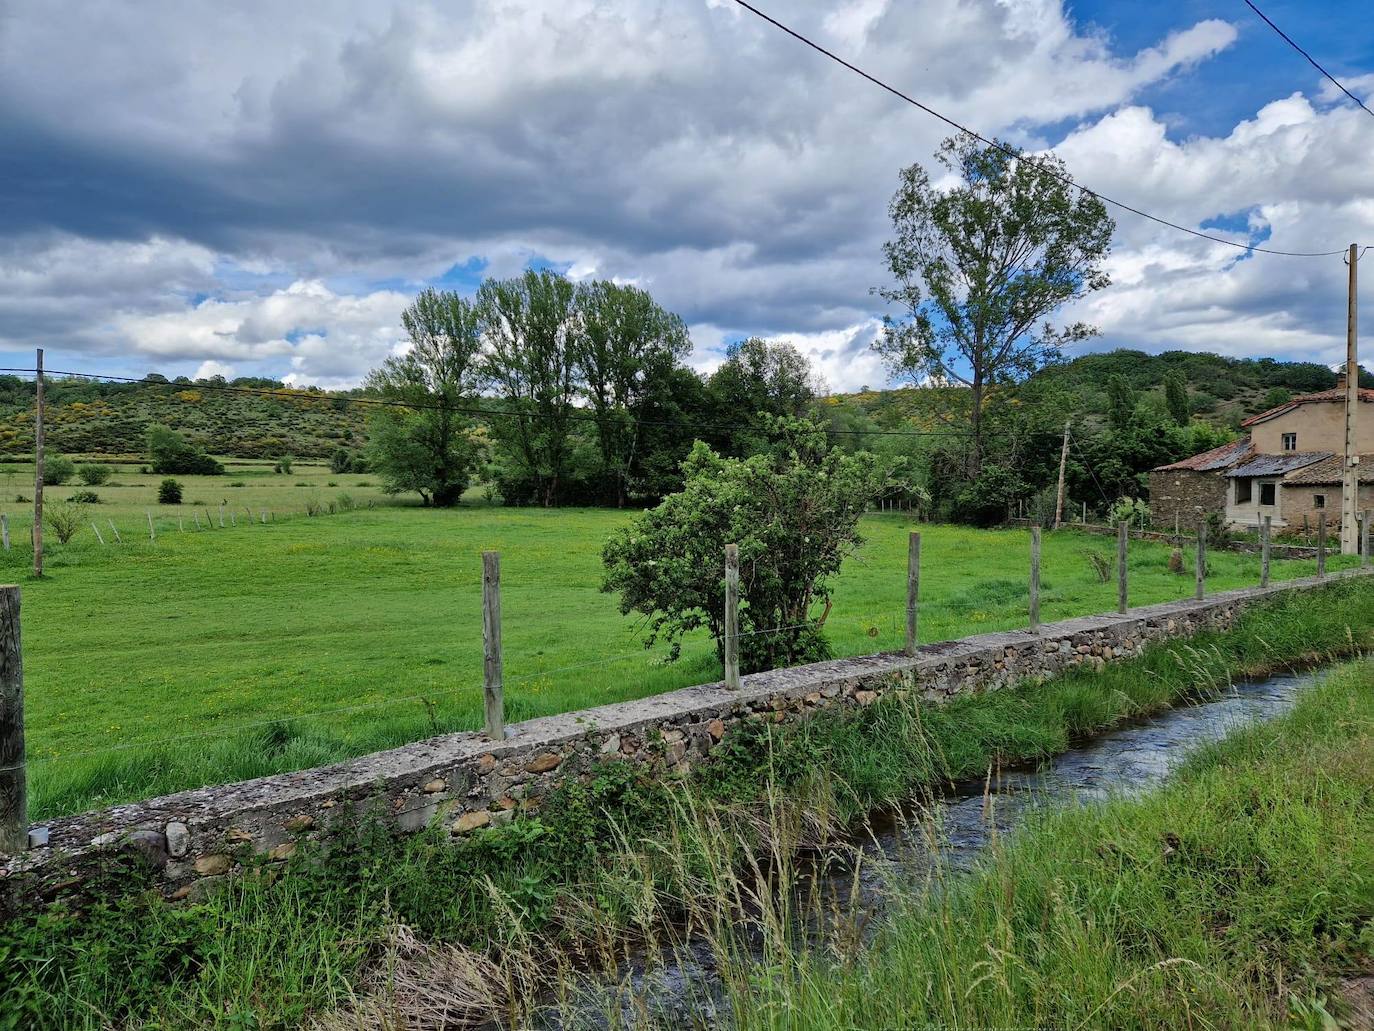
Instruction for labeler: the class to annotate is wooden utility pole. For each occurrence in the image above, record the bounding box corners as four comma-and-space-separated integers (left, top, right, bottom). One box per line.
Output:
1260, 515, 1272, 588
1053, 421, 1070, 529
904, 531, 920, 656
1342, 244, 1360, 555
1195, 517, 1207, 601
1029, 526, 1041, 632
0, 586, 25, 853
481, 551, 504, 740
1116, 520, 1129, 614
724, 544, 741, 689
32, 350, 43, 579
1317, 513, 1326, 578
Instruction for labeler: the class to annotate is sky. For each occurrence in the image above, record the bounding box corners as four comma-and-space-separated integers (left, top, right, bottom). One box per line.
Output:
0, 0, 1370, 392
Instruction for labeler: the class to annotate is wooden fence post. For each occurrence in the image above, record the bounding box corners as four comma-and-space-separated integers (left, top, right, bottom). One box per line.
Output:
1364, 509, 1372, 569
146, 512, 155, 541
1116, 520, 1129, 613
107, 519, 121, 544
1261, 515, 1272, 588
724, 543, 741, 689
1, 514, 9, 552
905, 531, 920, 656
218, 505, 225, 528
1317, 513, 1326, 578
481, 551, 504, 740
0, 586, 25, 853
90, 523, 104, 545
1029, 526, 1041, 633
32, 349, 44, 579
1195, 517, 1207, 600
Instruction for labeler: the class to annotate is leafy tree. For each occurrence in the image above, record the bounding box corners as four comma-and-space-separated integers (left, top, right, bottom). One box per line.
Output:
1262, 387, 1292, 409
44, 498, 85, 543
1106, 374, 1137, 431
43, 454, 75, 485
576, 281, 693, 505
602, 418, 880, 673
145, 424, 223, 475
706, 337, 818, 456
478, 270, 582, 506
1164, 370, 1191, 426
157, 479, 183, 504
874, 134, 1115, 474
364, 288, 484, 506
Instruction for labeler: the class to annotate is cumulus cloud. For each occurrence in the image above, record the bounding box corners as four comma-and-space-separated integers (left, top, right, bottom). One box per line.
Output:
0, 0, 1366, 391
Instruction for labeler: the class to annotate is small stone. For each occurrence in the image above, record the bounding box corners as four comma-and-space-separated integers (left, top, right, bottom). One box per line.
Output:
854, 690, 878, 707
27, 827, 49, 849
707, 718, 726, 742
225, 827, 252, 844
599, 735, 620, 754
804, 692, 822, 705
127, 829, 169, 865
321, 800, 337, 809
452, 811, 491, 834
168, 885, 193, 901
423, 779, 447, 794
820, 684, 841, 699
1076, 644, 1092, 655
662, 729, 685, 743
527, 752, 562, 774
773, 710, 786, 723
91, 832, 120, 848
496, 796, 517, 811
268, 842, 297, 862
194, 854, 232, 876
666, 740, 687, 764
284, 815, 315, 833
489, 809, 515, 828
165, 822, 190, 858
477, 753, 497, 774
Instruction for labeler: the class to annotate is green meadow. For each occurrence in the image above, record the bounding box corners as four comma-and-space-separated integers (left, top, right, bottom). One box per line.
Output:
2, 458, 1358, 819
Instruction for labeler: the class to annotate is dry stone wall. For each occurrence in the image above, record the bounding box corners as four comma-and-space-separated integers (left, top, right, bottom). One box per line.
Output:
4, 568, 1368, 914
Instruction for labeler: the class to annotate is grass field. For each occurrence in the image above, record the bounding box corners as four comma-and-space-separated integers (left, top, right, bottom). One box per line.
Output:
3, 461, 1359, 819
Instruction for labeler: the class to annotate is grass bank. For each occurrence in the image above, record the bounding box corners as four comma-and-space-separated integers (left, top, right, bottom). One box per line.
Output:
18, 501, 1358, 820
2, 579, 1371, 1029
721, 658, 1374, 1030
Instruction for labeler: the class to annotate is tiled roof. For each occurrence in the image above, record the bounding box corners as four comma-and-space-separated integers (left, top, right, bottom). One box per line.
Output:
1229, 451, 1332, 478
1240, 387, 1374, 427
1282, 454, 1374, 485
1153, 436, 1252, 472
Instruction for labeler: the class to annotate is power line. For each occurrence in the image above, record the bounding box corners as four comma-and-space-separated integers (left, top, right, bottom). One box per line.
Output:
13, 366, 973, 440
728, 0, 1350, 258
1242, 0, 1374, 120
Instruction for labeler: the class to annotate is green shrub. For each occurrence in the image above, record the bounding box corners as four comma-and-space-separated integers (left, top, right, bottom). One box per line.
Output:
69, 490, 101, 505
44, 499, 85, 543
77, 463, 111, 486
145, 424, 223, 476
157, 479, 183, 505
43, 455, 75, 485
273, 456, 293, 474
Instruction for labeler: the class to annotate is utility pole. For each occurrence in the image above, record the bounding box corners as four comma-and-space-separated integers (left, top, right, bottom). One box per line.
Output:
1342, 244, 1360, 555
1053, 420, 1070, 529
32, 349, 44, 579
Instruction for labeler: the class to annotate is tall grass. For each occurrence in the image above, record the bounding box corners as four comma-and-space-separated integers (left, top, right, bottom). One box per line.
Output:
3, 580, 1372, 1029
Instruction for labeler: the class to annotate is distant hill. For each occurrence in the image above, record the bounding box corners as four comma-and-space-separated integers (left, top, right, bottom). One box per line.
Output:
0, 375, 366, 460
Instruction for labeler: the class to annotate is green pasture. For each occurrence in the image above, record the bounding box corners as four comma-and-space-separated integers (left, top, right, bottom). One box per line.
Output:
2, 473, 1358, 818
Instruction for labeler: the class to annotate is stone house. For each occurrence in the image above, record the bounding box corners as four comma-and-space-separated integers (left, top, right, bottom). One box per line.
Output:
1149, 375, 1374, 532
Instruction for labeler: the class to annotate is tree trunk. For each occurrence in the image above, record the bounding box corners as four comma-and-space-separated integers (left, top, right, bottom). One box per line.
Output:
969, 373, 984, 478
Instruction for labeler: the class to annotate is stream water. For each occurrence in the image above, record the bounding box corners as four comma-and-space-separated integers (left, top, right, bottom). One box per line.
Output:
535, 671, 1317, 1030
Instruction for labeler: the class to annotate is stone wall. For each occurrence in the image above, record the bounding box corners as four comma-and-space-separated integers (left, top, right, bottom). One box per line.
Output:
4, 568, 1369, 914
1148, 468, 1229, 530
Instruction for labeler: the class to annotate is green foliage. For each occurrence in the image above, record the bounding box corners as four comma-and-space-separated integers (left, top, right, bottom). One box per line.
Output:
1105, 373, 1136, 430
1264, 386, 1293, 408
68, 490, 100, 505
42, 454, 75, 485
953, 462, 1028, 526
329, 448, 356, 474
705, 337, 817, 456
43, 498, 86, 543
1108, 495, 1149, 526
603, 418, 880, 672
157, 479, 183, 505
273, 455, 293, 474
145, 424, 223, 476
77, 463, 111, 486
1163, 367, 1191, 425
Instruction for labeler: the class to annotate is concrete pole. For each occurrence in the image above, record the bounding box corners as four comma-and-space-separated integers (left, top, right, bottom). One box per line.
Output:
1342, 244, 1359, 555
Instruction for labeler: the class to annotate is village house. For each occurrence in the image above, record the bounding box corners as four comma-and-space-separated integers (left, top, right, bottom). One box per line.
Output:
1150, 373, 1374, 533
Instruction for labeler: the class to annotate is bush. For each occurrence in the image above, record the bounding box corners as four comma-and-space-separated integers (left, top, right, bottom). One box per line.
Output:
273, 456, 293, 475
43, 454, 75, 485
77, 463, 111, 486
69, 490, 101, 505
330, 448, 355, 475
145, 424, 223, 476
44, 499, 86, 543
157, 479, 183, 505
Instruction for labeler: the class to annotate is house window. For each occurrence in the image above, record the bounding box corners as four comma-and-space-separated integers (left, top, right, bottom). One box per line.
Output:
1282, 433, 1297, 451
1235, 479, 1252, 504
1314, 494, 1326, 509
1260, 483, 1276, 506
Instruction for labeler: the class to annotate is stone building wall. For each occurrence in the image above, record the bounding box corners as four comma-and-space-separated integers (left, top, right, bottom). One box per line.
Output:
1280, 483, 1374, 538
3, 568, 1368, 914
1148, 468, 1228, 529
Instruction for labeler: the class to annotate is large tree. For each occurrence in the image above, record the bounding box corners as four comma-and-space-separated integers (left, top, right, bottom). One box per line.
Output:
576, 281, 693, 505
365, 288, 484, 506
874, 134, 1115, 474
478, 269, 582, 506
706, 337, 818, 456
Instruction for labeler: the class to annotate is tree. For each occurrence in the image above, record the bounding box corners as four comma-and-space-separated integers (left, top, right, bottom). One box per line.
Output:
77, 463, 111, 486
157, 479, 183, 504
1106, 374, 1137, 431
146, 424, 223, 475
43, 454, 75, 485
364, 288, 484, 506
602, 418, 880, 673
478, 269, 582, 506
1163, 370, 1190, 426
706, 337, 818, 456
576, 281, 693, 505
874, 134, 1115, 474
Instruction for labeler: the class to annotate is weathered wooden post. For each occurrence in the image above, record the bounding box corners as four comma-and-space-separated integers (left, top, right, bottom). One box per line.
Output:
1261, 515, 1272, 588
1364, 509, 1372, 569
905, 531, 920, 656
1317, 513, 1326, 578
1029, 526, 1041, 633
107, 519, 121, 543
0, 586, 25, 853
1, 514, 9, 551
146, 511, 155, 541
218, 505, 225, 528
724, 543, 741, 689
90, 522, 104, 545
1195, 517, 1207, 601
32, 349, 44, 579
1117, 520, 1129, 614
481, 551, 504, 740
